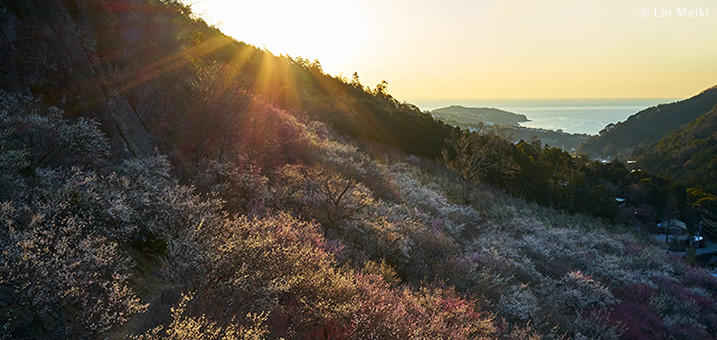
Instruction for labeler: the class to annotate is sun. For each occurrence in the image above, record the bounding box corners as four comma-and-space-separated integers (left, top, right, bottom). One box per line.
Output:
189, 0, 366, 74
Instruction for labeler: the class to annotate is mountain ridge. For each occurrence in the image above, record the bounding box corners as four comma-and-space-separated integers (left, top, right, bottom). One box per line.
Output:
578, 86, 717, 159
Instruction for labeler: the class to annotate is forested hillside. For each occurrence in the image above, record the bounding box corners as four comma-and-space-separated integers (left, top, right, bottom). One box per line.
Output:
431, 106, 529, 127
634, 107, 717, 231
579, 86, 717, 160
0, 0, 456, 166
636, 107, 717, 193
2, 1, 717, 339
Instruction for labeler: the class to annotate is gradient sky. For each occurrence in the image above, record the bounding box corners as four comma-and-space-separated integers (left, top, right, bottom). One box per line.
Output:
187, 0, 717, 101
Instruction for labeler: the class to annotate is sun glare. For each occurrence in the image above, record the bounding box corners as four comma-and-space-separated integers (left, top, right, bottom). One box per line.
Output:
190, 0, 366, 74
187, 0, 717, 100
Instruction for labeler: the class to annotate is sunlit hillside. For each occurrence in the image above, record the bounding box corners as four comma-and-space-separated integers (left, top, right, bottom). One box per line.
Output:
1, 1, 717, 339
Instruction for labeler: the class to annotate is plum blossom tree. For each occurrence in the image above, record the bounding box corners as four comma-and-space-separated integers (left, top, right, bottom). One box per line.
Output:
442, 129, 517, 204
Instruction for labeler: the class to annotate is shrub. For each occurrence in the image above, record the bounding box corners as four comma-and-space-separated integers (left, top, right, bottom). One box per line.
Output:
132, 293, 269, 340
271, 164, 374, 232
161, 211, 359, 336
0, 91, 109, 175
497, 285, 540, 322
0, 213, 146, 337
351, 277, 496, 339
555, 271, 617, 313
195, 158, 269, 217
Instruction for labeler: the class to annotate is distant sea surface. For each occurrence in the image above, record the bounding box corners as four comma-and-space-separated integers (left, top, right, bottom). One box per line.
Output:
413, 98, 680, 135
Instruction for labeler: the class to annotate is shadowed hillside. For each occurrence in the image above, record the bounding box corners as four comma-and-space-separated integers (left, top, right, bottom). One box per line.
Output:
579, 86, 717, 160
636, 107, 717, 194
635, 108, 717, 234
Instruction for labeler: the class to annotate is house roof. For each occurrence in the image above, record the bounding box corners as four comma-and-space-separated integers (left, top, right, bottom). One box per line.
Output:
657, 219, 687, 230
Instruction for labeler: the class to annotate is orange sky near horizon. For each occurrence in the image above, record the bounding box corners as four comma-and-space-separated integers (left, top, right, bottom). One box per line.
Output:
187, 0, 717, 101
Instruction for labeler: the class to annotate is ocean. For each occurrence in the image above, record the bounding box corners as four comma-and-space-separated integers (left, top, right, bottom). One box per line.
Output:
413, 98, 680, 135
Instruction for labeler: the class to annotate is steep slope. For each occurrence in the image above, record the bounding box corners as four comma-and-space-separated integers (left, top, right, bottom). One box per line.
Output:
579, 86, 717, 159
636, 107, 717, 194
3, 1, 717, 339
6, 89, 717, 338
0, 0, 456, 170
0, 0, 161, 157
